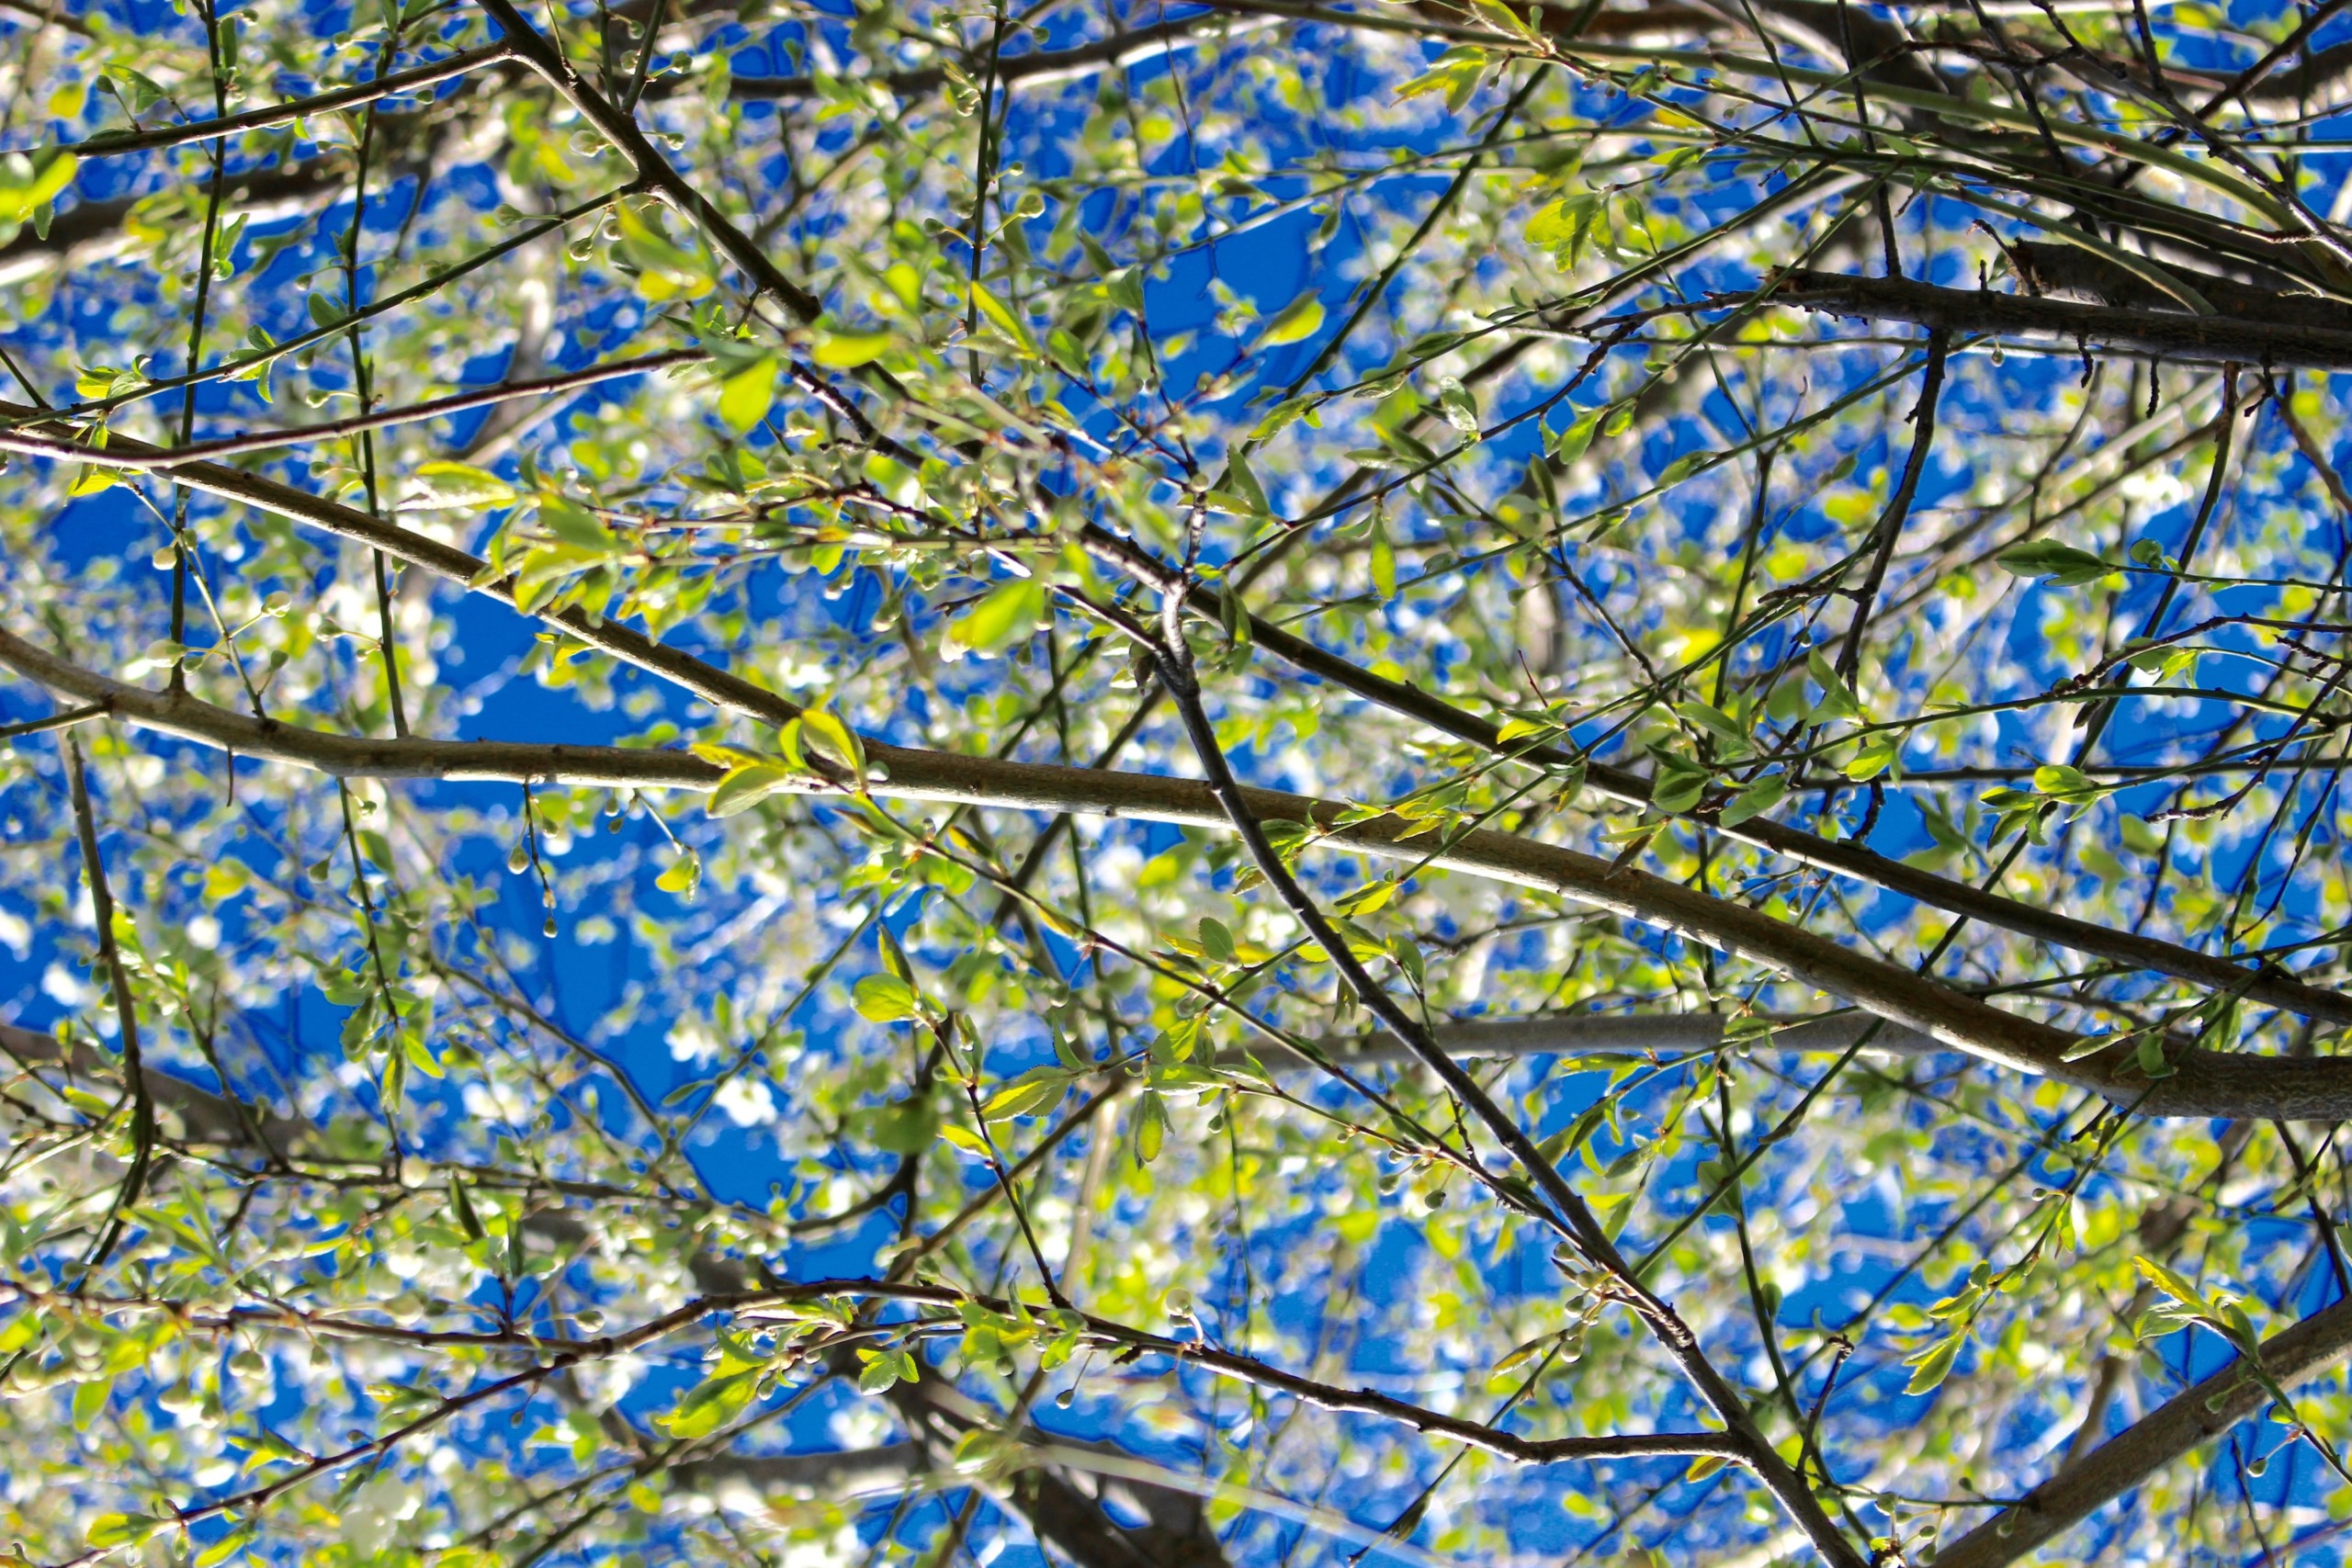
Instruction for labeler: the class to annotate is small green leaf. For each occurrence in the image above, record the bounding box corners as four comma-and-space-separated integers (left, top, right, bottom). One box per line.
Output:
1197, 916, 1236, 963
659, 1370, 760, 1438
981, 1068, 1075, 1122
1844, 733, 1899, 782
86, 1514, 165, 1550
707, 761, 796, 818
411, 460, 517, 510
1717, 772, 1786, 828
448, 1177, 484, 1242
797, 705, 866, 783
1650, 750, 1710, 813
2032, 763, 2105, 805
718, 356, 779, 433
2133, 1256, 2207, 1310
1551, 408, 1601, 466
948, 578, 1046, 657
967, 282, 1041, 356
1674, 699, 1748, 752
1903, 1331, 1964, 1395
1132, 1089, 1169, 1164
865, 1095, 937, 1154
810, 330, 892, 369
854, 974, 921, 1022
1994, 539, 2116, 587
1257, 293, 1325, 348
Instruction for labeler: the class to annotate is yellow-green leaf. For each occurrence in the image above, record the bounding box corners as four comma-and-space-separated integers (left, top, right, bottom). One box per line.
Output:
1258, 293, 1325, 348
707, 761, 796, 817
411, 460, 517, 510
967, 282, 1040, 356
659, 1370, 759, 1438
811, 330, 893, 368
718, 357, 779, 433
86, 1514, 165, 1550
948, 578, 1046, 657
854, 974, 921, 1022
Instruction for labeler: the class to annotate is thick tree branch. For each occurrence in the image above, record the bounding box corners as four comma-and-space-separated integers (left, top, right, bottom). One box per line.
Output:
7, 629, 2351, 1120
0, 1021, 300, 1154
1934, 1294, 2352, 1568
51, 402, 2328, 1053
1762, 269, 2352, 367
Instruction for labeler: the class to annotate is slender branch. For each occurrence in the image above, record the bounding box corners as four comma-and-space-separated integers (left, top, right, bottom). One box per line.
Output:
1836, 327, 1950, 681
0, 701, 104, 740
0, 396, 801, 728
474, 0, 825, 324
28, 406, 2317, 1054
59, 44, 514, 158
16, 1272, 1750, 1469
61, 738, 154, 1272
0, 350, 704, 469
1077, 525, 2352, 1029
1143, 616, 1867, 1568
729, 10, 1287, 99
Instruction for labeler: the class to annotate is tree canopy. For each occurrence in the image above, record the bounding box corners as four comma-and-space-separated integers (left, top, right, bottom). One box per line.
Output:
13, 0, 2352, 1562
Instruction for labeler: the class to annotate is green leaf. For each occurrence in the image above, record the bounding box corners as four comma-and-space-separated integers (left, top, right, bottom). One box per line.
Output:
857, 1348, 915, 1391
1551, 408, 1601, 466
1903, 1331, 1964, 1395
2032, 763, 2105, 805
654, 852, 701, 897
448, 1178, 485, 1242
85, 1514, 165, 1550
810, 329, 893, 369
1650, 750, 1710, 813
615, 202, 714, 300
948, 578, 1046, 657
0, 151, 75, 222
1674, 699, 1748, 752
1717, 772, 1786, 828
707, 761, 796, 817
1197, 916, 1236, 963
410, 460, 517, 510
1257, 293, 1325, 348
1133, 1089, 1169, 1164
1221, 452, 1271, 514
981, 1067, 1075, 1122
798, 705, 866, 783
854, 974, 921, 1022
2132, 1256, 2207, 1311
718, 356, 779, 433
1657, 451, 1707, 487
659, 1370, 760, 1438
865, 1095, 937, 1154
967, 282, 1041, 356
1844, 733, 1899, 782
1994, 539, 2117, 587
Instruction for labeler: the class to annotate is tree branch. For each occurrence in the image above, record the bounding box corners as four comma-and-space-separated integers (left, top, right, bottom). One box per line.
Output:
1075, 525, 2352, 1030
59, 43, 514, 158
0, 350, 703, 468
7, 629, 2351, 1121
1933, 1294, 2352, 1568
1761, 269, 2352, 367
